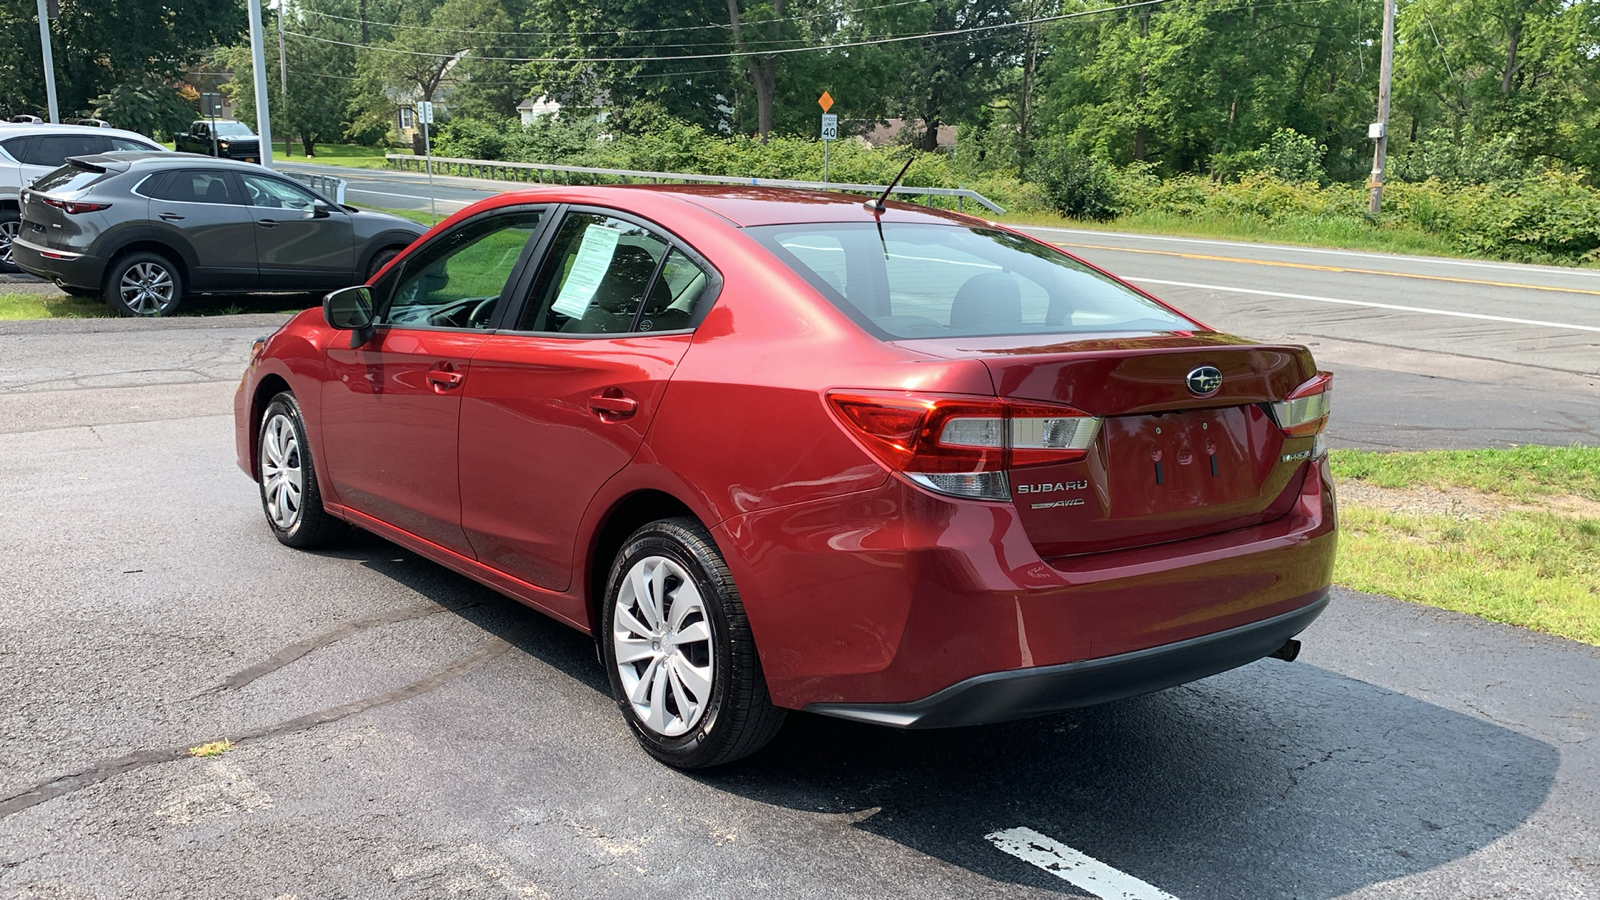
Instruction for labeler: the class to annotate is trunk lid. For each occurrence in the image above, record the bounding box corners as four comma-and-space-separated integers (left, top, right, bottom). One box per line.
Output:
902, 332, 1320, 556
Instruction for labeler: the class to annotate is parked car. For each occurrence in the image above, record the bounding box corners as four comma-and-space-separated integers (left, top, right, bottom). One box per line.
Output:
234, 186, 1337, 769
174, 120, 261, 161
12, 153, 425, 315
0, 122, 164, 272
8, 114, 43, 124
73, 118, 114, 129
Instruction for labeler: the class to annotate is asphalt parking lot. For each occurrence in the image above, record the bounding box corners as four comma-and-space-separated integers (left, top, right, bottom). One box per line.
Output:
1, 311, 1597, 898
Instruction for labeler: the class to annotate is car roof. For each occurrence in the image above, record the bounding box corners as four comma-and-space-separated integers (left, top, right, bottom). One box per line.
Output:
470, 183, 989, 228
0, 122, 161, 144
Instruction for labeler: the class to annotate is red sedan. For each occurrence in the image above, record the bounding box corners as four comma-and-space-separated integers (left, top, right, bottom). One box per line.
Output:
234, 186, 1336, 769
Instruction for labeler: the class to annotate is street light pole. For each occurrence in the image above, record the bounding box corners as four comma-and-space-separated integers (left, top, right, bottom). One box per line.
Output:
35, 0, 59, 123
277, 0, 289, 157
247, 0, 275, 167
1368, 0, 1397, 214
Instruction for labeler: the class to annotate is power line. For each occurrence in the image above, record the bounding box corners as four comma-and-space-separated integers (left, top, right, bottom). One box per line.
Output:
285, 0, 1177, 65
297, 0, 928, 39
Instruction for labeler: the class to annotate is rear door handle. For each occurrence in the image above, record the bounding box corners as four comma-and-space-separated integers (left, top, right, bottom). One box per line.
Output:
589, 391, 638, 418
158, 212, 184, 221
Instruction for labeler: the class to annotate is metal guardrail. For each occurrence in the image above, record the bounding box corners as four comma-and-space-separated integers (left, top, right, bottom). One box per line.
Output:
384, 154, 1005, 214
285, 170, 347, 204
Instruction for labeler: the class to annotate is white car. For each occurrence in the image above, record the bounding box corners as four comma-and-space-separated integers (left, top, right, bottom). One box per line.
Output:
0, 123, 164, 272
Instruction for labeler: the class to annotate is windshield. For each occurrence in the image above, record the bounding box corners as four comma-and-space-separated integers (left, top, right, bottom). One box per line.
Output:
212, 122, 255, 137
748, 222, 1198, 340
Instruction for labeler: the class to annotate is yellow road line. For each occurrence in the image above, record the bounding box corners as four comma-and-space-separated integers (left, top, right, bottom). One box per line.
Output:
1052, 241, 1600, 298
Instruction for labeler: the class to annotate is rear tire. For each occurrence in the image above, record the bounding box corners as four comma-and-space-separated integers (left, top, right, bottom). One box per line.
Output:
258, 391, 343, 548
105, 251, 183, 317
601, 518, 785, 769
0, 208, 20, 274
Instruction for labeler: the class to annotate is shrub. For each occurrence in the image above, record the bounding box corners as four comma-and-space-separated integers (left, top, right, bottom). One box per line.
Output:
1029, 145, 1121, 220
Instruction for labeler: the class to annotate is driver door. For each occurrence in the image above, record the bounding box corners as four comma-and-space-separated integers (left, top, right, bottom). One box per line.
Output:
235, 170, 357, 289
319, 207, 549, 556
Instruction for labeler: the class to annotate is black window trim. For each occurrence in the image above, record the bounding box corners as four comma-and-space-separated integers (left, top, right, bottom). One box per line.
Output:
369, 202, 558, 335
497, 203, 724, 340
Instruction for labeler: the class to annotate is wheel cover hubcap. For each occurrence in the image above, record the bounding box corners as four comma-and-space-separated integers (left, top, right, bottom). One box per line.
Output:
119, 262, 174, 315
612, 556, 714, 737
260, 413, 304, 529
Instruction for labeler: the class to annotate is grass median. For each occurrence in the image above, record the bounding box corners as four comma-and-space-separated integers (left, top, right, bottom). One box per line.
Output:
1329, 447, 1600, 646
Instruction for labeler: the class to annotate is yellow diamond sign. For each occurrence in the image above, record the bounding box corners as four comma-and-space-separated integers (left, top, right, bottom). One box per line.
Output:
818, 91, 834, 112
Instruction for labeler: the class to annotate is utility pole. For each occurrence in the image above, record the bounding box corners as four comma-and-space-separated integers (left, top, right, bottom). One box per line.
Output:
35, 0, 59, 123
1368, 0, 1397, 214
247, 0, 275, 168
277, 0, 289, 157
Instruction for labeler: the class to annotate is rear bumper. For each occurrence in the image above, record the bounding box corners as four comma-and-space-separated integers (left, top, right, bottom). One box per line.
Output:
806, 593, 1327, 728
715, 456, 1338, 713
11, 237, 105, 290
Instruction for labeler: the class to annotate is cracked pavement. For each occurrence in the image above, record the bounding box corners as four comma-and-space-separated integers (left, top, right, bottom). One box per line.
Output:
0, 315, 1597, 899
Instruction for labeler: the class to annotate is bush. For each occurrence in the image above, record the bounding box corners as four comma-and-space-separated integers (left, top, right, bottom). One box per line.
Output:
1029, 146, 1121, 220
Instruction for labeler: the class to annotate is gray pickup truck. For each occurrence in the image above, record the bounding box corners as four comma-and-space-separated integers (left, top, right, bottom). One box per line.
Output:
173, 120, 261, 161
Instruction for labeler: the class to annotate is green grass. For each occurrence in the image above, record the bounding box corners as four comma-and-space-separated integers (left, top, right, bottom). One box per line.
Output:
372, 206, 442, 227
0, 292, 109, 320
995, 208, 1472, 261
285, 142, 392, 169
1331, 447, 1600, 645
1330, 446, 1600, 502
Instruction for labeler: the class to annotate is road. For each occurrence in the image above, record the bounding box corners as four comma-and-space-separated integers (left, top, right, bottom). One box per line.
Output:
285, 161, 1600, 450
0, 316, 1596, 898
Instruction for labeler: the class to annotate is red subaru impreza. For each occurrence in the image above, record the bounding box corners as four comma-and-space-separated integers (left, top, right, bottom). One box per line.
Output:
235, 186, 1336, 768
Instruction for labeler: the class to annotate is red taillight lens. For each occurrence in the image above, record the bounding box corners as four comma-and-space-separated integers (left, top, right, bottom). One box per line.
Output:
827, 392, 1101, 500
1270, 371, 1332, 438
41, 197, 110, 214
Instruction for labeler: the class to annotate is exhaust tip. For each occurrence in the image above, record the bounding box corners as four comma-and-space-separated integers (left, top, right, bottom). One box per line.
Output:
1269, 639, 1301, 662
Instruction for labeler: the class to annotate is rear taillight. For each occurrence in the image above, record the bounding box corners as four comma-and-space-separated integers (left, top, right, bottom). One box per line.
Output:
827, 391, 1102, 501
40, 197, 110, 214
1270, 371, 1332, 439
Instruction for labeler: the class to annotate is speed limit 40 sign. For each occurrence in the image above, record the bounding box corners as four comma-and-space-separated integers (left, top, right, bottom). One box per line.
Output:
820, 113, 838, 141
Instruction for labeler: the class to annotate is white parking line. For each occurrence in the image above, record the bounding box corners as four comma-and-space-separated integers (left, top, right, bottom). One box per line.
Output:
1129, 277, 1600, 334
1021, 226, 1600, 278
987, 827, 1179, 900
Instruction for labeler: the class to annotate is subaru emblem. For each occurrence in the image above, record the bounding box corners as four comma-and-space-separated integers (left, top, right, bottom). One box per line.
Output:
1186, 365, 1223, 397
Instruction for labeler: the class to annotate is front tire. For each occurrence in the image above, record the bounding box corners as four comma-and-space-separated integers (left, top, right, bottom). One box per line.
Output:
365, 246, 404, 281
258, 392, 343, 548
602, 518, 785, 769
0, 208, 20, 274
105, 251, 183, 317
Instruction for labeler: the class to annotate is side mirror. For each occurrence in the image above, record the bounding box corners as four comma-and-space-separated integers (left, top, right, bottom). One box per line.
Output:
323, 285, 376, 348
311, 200, 333, 219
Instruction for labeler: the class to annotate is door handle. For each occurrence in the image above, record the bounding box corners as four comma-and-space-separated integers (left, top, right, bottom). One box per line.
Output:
257, 219, 279, 228
589, 390, 638, 418
158, 212, 184, 221
426, 365, 464, 390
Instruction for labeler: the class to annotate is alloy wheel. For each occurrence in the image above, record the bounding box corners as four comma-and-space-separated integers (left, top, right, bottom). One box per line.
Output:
611, 556, 715, 737
260, 413, 304, 530
0, 219, 18, 267
119, 261, 175, 316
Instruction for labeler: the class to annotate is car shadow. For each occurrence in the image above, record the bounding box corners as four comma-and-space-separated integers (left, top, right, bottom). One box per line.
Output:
333, 536, 1558, 899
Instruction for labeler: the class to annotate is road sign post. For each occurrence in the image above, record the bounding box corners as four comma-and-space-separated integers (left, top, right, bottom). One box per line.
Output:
417, 101, 437, 223
818, 92, 837, 184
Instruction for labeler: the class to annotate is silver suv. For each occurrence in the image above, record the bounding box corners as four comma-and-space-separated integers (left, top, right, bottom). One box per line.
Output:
0, 123, 163, 271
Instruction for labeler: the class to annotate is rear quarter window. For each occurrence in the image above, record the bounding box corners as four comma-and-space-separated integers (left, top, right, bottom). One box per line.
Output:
748, 222, 1197, 340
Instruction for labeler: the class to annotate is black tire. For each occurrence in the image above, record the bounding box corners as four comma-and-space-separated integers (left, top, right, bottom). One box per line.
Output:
257, 391, 344, 548
104, 250, 183, 317
0, 207, 20, 274
601, 518, 786, 769
365, 246, 404, 281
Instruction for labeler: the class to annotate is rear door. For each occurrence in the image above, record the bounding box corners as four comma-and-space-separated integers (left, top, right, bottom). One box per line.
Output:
141, 168, 259, 290
458, 208, 720, 595
319, 206, 550, 556
234, 170, 357, 289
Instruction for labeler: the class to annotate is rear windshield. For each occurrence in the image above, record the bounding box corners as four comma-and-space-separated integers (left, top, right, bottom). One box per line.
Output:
748, 222, 1197, 339
31, 162, 110, 194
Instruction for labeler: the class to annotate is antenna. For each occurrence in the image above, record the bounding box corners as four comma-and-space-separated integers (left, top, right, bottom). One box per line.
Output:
864, 156, 916, 214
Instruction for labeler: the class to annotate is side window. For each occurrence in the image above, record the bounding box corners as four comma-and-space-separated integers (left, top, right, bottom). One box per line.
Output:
146, 170, 235, 204
0, 137, 35, 164
379, 210, 545, 330
517, 213, 670, 334
636, 250, 712, 332
238, 173, 318, 210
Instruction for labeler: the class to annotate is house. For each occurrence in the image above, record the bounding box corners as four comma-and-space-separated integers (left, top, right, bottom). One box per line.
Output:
517, 96, 561, 125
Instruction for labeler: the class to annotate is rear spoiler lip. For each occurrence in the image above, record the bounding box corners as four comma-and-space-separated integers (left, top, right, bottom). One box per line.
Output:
62, 154, 131, 174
